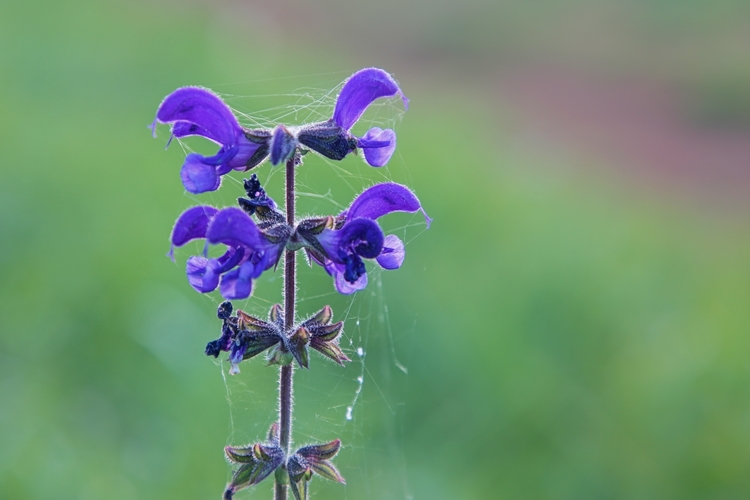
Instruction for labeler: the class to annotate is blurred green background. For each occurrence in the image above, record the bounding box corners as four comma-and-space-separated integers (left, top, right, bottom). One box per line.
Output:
2, 0, 750, 498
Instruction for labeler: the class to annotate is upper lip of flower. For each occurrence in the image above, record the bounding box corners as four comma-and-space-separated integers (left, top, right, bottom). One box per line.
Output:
152, 68, 409, 194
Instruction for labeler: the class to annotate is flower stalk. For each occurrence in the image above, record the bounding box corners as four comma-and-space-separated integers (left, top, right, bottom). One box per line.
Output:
276, 155, 297, 500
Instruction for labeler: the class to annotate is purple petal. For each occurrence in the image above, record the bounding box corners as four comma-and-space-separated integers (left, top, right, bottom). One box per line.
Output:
315, 253, 368, 294
214, 246, 246, 274
172, 123, 267, 172
170, 206, 218, 252
333, 68, 407, 131
376, 234, 405, 270
186, 256, 220, 293
333, 264, 368, 294
219, 261, 256, 299
358, 127, 396, 167
317, 218, 384, 262
171, 121, 214, 140
206, 207, 267, 250
344, 218, 384, 258
180, 154, 221, 194
186, 248, 244, 294
156, 87, 240, 146
347, 183, 430, 227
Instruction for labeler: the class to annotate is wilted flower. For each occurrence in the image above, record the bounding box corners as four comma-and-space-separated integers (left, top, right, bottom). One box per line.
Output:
206, 301, 284, 375
152, 68, 407, 193
298, 182, 431, 294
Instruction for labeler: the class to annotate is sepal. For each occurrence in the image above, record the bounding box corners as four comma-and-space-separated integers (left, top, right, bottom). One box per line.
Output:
297, 120, 356, 161
310, 338, 350, 366
296, 216, 336, 235
286, 326, 310, 369
236, 310, 272, 332
288, 473, 309, 500
266, 422, 280, 444
269, 304, 283, 326
298, 306, 350, 365
224, 444, 255, 464
293, 216, 337, 256
308, 459, 345, 483
297, 439, 341, 461
308, 305, 332, 326
223, 424, 285, 499
237, 331, 282, 360
241, 129, 272, 170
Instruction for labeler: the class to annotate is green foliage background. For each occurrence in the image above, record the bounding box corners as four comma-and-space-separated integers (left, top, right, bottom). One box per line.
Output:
1, 0, 749, 498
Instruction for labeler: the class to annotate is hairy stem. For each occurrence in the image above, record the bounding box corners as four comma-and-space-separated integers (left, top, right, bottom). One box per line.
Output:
276, 156, 296, 500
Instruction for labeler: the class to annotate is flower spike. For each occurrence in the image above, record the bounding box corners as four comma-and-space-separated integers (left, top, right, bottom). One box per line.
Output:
153, 69, 423, 500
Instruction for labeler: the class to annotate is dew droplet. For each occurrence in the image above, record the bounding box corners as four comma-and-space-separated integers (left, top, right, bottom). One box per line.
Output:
356, 347, 364, 357
345, 406, 353, 420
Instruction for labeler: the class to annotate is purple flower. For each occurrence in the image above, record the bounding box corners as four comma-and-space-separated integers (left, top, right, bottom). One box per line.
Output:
295, 67, 408, 167
302, 183, 431, 294
153, 87, 271, 194
169, 206, 286, 299
152, 69, 407, 193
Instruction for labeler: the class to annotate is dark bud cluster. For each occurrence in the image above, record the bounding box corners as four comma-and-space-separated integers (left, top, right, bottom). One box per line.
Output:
205, 301, 283, 375
238, 173, 286, 229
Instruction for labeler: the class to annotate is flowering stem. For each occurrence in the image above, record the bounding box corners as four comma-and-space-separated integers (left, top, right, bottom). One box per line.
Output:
276, 156, 296, 500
